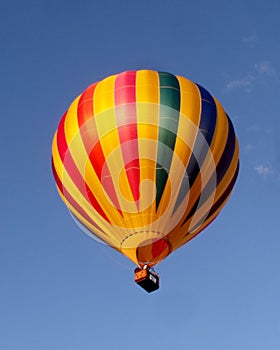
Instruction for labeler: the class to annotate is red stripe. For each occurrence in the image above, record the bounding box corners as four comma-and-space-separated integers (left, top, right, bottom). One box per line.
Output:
89, 141, 105, 179
114, 71, 137, 104
76, 84, 121, 211
114, 71, 140, 203
151, 238, 169, 259
56, 110, 110, 222
88, 142, 120, 210
77, 83, 97, 127
56, 112, 68, 161
51, 159, 106, 233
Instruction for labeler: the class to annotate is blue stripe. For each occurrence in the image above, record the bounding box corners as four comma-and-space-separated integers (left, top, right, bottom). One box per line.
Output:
172, 84, 217, 213
215, 114, 236, 184
195, 84, 217, 146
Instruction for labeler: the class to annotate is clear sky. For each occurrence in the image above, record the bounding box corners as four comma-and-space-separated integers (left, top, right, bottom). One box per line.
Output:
1, 0, 280, 349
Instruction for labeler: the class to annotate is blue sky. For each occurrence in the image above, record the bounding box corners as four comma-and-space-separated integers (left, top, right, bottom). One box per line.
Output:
1, 0, 280, 349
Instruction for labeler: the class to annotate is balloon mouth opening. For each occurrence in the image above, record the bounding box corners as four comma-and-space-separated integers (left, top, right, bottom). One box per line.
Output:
120, 231, 171, 267
120, 230, 166, 249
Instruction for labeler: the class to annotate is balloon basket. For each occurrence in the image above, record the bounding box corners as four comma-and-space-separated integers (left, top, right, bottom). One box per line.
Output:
134, 267, 159, 293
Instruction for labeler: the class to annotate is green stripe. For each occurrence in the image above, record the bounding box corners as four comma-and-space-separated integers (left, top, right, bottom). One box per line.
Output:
159, 72, 181, 111
156, 72, 180, 209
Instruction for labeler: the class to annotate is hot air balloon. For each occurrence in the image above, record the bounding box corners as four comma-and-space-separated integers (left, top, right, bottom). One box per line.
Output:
52, 70, 239, 292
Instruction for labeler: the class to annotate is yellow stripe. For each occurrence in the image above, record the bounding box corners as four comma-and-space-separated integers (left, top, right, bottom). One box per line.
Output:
52, 131, 61, 176
136, 70, 160, 224
136, 70, 159, 103
93, 74, 116, 114
209, 98, 229, 165
63, 95, 81, 144
177, 75, 201, 131
120, 246, 138, 265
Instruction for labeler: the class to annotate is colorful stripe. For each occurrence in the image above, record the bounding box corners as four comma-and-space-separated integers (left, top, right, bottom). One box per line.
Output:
52, 70, 239, 267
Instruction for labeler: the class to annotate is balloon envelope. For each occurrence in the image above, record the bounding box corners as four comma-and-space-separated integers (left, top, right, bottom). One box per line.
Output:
52, 70, 239, 267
